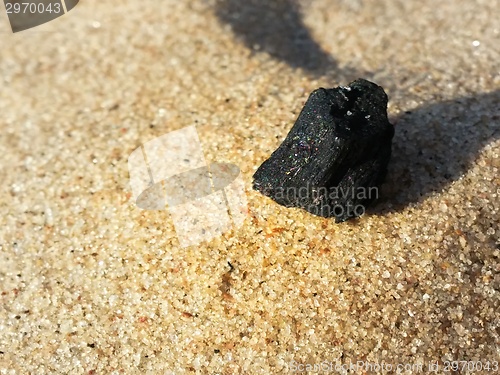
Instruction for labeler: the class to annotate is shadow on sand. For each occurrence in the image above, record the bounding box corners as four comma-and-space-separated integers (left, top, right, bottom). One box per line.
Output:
214, 0, 363, 78
372, 90, 500, 214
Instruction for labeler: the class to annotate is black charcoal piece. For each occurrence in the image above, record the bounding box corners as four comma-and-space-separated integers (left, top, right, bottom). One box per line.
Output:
252, 79, 394, 222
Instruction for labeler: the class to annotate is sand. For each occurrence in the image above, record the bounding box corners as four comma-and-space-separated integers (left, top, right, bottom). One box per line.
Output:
0, 0, 499, 373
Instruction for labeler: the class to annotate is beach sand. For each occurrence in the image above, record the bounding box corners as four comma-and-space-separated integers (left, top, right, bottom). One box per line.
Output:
0, 0, 499, 373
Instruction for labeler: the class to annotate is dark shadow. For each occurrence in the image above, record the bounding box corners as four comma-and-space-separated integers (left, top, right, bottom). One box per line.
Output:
214, 0, 362, 77
369, 90, 500, 216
